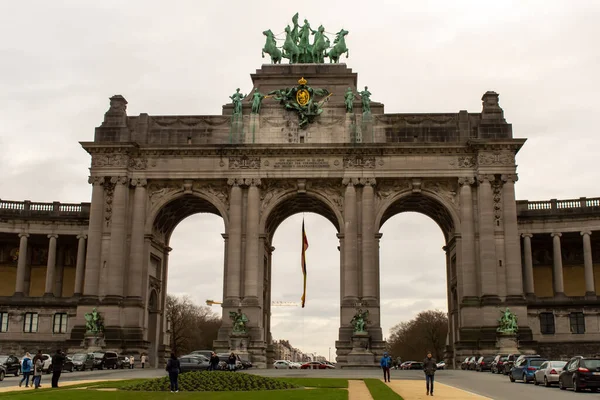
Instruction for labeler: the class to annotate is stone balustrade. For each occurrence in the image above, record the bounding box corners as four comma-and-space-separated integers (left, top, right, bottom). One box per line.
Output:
517, 197, 600, 216
0, 199, 90, 219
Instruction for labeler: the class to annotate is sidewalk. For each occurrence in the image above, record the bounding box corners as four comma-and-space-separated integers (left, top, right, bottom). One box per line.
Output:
348, 379, 374, 400
386, 380, 492, 399
0, 379, 122, 393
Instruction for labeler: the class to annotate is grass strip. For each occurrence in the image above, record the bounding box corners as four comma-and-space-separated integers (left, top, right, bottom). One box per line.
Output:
3, 388, 347, 400
277, 378, 349, 388
364, 379, 403, 400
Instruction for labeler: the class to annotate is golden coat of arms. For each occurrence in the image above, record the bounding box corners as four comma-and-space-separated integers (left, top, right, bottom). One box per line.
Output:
296, 89, 310, 106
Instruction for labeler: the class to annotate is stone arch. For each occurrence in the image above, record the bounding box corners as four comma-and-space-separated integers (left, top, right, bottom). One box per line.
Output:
260, 189, 343, 242
147, 288, 159, 367
146, 190, 229, 243
375, 189, 460, 241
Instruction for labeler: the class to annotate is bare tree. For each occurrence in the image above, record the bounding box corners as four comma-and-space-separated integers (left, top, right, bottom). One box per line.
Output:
166, 295, 221, 356
388, 310, 448, 362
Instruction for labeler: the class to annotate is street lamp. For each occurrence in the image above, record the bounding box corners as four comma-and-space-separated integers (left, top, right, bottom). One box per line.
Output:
328, 347, 331, 361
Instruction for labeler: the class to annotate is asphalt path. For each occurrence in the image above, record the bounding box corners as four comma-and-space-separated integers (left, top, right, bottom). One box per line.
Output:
0, 366, 595, 399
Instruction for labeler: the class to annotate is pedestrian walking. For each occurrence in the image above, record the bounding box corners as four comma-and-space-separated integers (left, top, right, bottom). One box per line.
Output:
51, 349, 65, 388
129, 355, 135, 369
209, 352, 220, 371
380, 352, 392, 382
19, 352, 32, 387
33, 352, 43, 389
165, 353, 180, 393
227, 352, 237, 371
141, 354, 147, 369
423, 351, 437, 396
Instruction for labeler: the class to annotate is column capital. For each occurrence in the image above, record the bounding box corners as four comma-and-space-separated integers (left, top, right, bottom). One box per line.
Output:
18, 232, 29, 239
110, 176, 129, 185
551, 232, 562, 238
342, 177, 359, 186
47, 234, 59, 239
581, 230, 592, 237
501, 174, 518, 183
227, 178, 244, 187
243, 178, 261, 187
477, 174, 495, 184
458, 177, 475, 186
88, 176, 105, 186
521, 233, 533, 238
77, 234, 88, 240
358, 177, 376, 186
130, 178, 147, 187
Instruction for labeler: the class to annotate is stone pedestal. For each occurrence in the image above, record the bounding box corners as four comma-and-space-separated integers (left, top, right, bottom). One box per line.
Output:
361, 111, 373, 143
342, 332, 377, 369
83, 332, 106, 352
230, 114, 244, 143
229, 333, 250, 362
496, 333, 518, 354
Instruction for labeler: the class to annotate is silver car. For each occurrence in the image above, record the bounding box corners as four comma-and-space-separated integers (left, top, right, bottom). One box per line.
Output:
534, 360, 567, 386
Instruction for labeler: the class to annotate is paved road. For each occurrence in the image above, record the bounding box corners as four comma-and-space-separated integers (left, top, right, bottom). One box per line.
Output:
0, 367, 594, 399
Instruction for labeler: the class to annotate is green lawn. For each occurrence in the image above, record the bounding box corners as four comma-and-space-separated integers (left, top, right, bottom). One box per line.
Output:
364, 379, 403, 400
278, 378, 349, 388
1, 389, 347, 400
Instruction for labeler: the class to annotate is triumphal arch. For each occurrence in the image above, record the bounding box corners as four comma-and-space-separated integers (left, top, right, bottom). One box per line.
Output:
2, 16, 600, 368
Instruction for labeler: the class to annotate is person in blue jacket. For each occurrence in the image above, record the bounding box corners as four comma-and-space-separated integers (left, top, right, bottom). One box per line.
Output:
380, 352, 393, 382
19, 352, 32, 387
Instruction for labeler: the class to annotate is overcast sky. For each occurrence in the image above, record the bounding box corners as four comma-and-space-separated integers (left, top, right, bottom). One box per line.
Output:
1, 1, 599, 361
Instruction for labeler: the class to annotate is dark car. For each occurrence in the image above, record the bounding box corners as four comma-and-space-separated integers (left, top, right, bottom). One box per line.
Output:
490, 354, 508, 374
49, 356, 74, 373
509, 357, 546, 383
408, 362, 424, 370
179, 355, 210, 373
476, 356, 495, 372
0, 355, 21, 376
559, 356, 600, 392
503, 354, 520, 375
189, 350, 213, 359
0, 364, 5, 381
71, 353, 95, 371
92, 351, 118, 370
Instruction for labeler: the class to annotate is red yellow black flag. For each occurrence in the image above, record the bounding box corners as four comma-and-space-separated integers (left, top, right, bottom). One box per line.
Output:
301, 219, 309, 308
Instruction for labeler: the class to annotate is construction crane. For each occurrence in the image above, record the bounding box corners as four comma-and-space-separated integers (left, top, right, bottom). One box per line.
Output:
206, 300, 299, 307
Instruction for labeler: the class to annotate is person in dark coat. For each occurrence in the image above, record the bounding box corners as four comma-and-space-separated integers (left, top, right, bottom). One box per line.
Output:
423, 351, 437, 396
51, 349, 65, 388
380, 352, 392, 382
227, 352, 237, 371
166, 353, 180, 393
209, 352, 220, 371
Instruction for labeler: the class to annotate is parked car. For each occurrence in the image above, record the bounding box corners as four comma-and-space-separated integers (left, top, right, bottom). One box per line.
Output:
460, 357, 470, 370
116, 355, 130, 369
401, 361, 415, 370
436, 361, 446, 370
509, 357, 546, 383
273, 360, 292, 369
0, 355, 21, 376
0, 364, 5, 381
189, 350, 213, 359
503, 354, 520, 375
491, 355, 508, 374
92, 351, 118, 370
559, 356, 600, 392
49, 356, 74, 373
476, 356, 495, 372
407, 362, 424, 370
179, 355, 210, 373
534, 360, 567, 387
41, 354, 52, 373
467, 356, 479, 370
300, 361, 334, 369
70, 353, 95, 371
289, 362, 302, 369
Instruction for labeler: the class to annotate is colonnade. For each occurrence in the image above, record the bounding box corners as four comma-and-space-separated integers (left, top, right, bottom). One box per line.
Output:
521, 231, 597, 297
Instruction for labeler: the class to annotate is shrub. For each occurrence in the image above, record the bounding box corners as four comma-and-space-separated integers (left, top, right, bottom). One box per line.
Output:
123, 371, 299, 392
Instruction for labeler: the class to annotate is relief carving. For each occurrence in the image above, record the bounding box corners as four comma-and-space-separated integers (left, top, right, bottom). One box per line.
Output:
92, 154, 129, 168
148, 181, 182, 208
343, 155, 376, 169
129, 157, 148, 170
492, 179, 502, 225
193, 181, 230, 210
375, 179, 411, 206
477, 151, 515, 166
229, 155, 261, 169
260, 180, 296, 215
457, 156, 476, 168
103, 180, 116, 226
424, 180, 458, 206
309, 180, 344, 212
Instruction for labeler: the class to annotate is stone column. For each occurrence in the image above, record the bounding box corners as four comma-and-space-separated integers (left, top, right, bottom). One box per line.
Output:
106, 176, 129, 298
244, 178, 261, 302
225, 178, 243, 300
74, 234, 87, 295
551, 233, 565, 297
361, 178, 376, 300
343, 178, 359, 301
83, 176, 105, 297
44, 234, 59, 296
458, 177, 477, 300
477, 174, 499, 302
581, 231, 596, 297
14, 233, 29, 295
521, 234, 535, 296
127, 178, 148, 300
502, 174, 524, 299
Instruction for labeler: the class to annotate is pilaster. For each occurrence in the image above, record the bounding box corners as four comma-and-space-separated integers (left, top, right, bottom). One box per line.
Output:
83, 176, 105, 299
458, 177, 477, 302
243, 178, 261, 304
477, 174, 500, 304
360, 178, 376, 301
225, 178, 243, 301
127, 178, 148, 300
106, 176, 129, 299
501, 174, 524, 301
342, 178, 359, 302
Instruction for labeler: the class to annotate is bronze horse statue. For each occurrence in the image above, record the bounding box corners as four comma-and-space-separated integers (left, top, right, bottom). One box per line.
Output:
327, 29, 349, 63
262, 29, 282, 64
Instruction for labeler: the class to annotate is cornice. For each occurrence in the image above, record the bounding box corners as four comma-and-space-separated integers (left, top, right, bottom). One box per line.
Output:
467, 139, 527, 153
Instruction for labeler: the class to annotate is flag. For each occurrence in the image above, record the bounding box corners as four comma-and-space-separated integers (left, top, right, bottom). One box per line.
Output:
301, 218, 309, 308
